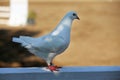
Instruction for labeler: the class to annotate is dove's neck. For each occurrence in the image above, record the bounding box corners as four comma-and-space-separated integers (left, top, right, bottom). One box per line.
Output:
51, 17, 73, 36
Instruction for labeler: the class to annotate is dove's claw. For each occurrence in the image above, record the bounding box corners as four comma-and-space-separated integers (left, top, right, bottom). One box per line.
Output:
47, 65, 61, 72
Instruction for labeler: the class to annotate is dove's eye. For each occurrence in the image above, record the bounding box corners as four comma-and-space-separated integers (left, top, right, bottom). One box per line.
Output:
73, 13, 76, 16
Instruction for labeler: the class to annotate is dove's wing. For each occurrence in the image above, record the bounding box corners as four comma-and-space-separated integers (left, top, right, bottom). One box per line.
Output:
27, 35, 68, 61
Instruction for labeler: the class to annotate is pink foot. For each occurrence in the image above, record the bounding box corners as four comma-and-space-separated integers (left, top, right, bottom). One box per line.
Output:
47, 65, 60, 72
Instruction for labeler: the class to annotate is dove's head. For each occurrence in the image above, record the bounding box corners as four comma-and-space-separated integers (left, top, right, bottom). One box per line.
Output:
66, 11, 80, 20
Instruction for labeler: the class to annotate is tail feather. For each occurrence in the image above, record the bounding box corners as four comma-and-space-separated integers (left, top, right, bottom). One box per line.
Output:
12, 37, 29, 47
12, 37, 23, 43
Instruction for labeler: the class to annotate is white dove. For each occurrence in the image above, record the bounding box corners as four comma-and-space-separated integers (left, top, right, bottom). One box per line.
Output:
12, 11, 80, 72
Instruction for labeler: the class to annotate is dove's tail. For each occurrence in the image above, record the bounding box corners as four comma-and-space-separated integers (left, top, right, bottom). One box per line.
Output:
12, 37, 24, 43
12, 37, 29, 47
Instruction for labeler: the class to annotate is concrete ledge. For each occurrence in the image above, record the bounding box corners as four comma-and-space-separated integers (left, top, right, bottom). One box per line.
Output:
0, 66, 120, 80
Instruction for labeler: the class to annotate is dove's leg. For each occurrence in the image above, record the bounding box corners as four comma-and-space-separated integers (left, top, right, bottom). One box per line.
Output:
46, 53, 61, 72
50, 62, 62, 68
47, 53, 56, 65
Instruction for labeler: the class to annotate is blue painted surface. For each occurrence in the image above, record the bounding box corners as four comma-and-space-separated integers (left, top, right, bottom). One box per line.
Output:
0, 66, 120, 80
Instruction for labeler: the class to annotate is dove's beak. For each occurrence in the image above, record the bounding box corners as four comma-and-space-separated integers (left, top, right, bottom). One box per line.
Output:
76, 15, 80, 20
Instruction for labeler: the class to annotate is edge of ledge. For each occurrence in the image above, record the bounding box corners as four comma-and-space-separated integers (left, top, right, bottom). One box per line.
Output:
0, 66, 120, 74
